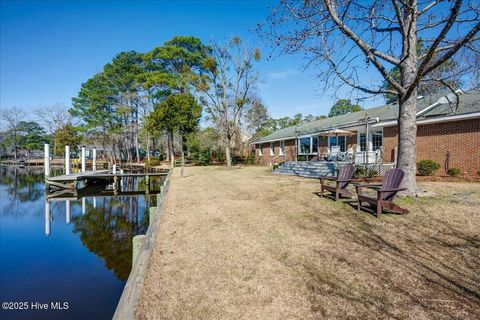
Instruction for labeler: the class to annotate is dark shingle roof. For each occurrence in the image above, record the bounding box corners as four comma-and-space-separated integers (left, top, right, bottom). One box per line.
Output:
254, 91, 480, 144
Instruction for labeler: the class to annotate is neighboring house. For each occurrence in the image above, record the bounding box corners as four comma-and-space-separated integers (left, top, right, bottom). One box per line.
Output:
252, 90, 480, 176
82, 144, 111, 159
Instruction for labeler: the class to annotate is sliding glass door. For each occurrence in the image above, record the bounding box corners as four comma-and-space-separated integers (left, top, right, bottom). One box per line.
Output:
328, 136, 346, 152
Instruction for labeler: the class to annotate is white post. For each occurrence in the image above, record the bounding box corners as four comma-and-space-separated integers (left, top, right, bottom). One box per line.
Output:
82, 197, 86, 215
364, 113, 369, 166
92, 148, 97, 171
112, 164, 117, 174
45, 201, 51, 236
93, 197, 97, 209
81, 146, 86, 172
65, 145, 70, 175
66, 200, 71, 224
120, 169, 124, 189
44, 143, 50, 178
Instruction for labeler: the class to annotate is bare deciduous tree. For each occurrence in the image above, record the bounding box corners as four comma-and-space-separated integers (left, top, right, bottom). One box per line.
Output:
263, 0, 480, 194
1, 106, 27, 158
35, 103, 72, 156
198, 37, 261, 167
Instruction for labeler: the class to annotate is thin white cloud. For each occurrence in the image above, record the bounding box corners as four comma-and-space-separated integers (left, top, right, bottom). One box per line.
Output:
268, 69, 300, 80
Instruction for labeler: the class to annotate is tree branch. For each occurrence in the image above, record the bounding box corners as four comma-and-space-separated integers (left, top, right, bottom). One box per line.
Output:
418, 0, 443, 16
408, 20, 480, 99
324, 0, 404, 93
391, 0, 406, 33
322, 42, 398, 95
415, 0, 463, 81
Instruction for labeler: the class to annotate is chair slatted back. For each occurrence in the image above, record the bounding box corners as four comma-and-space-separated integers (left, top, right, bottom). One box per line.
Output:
381, 169, 405, 200
338, 164, 355, 189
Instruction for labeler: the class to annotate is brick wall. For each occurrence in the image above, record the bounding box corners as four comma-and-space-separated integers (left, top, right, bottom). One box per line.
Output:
383, 118, 480, 175
256, 134, 360, 164
255, 139, 296, 165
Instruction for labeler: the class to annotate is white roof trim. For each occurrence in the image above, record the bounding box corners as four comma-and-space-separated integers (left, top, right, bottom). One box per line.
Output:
373, 111, 480, 127
253, 136, 296, 144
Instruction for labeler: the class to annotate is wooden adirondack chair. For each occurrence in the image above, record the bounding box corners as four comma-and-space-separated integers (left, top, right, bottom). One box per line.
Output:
319, 164, 355, 201
355, 168, 409, 217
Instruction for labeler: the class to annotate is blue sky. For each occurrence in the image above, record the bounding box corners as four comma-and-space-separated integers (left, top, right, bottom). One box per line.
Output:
1, 0, 382, 119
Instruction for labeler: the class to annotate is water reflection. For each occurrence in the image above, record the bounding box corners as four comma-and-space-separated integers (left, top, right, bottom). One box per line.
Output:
72, 196, 150, 280
0, 165, 161, 319
0, 166, 45, 206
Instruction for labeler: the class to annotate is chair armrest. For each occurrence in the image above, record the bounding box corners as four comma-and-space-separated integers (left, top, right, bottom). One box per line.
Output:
354, 183, 382, 189
319, 176, 337, 181
378, 187, 407, 193
337, 179, 354, 183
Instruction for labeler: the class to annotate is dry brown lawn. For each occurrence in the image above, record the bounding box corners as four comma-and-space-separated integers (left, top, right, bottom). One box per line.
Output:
136, 166, 480, 320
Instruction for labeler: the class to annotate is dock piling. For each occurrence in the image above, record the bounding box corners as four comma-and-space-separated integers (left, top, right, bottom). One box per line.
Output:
66, 200, 71, 224
44, 143, 50, 178
92, 148, 97, 171
65, 145, 70, 175
45, 201, 51, 236
145, 175, 150, 194
81, 146, 86, 172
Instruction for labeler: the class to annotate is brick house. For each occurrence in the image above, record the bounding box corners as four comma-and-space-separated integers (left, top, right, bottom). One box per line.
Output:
252, 90, 480, 176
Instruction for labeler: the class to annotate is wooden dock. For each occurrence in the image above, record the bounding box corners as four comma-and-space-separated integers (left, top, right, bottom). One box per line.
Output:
46, 170, 168, 191
47, 189, 161, 201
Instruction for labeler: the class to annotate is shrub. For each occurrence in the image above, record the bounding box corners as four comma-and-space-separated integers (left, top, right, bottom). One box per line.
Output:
297, 155, 307, 161
354, 167, 367, 178
145, 156, 160, 167
354, 167, 378, 178
367, 169, 378, 178
232, 156, 245, 165
447, 167, 461, 177
195, 149, 212, 166
244, 153, 255, 165
417, 160, 440, 176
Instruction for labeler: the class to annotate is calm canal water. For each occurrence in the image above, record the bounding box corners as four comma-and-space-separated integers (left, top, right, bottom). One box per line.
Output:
0, 166, 160, 320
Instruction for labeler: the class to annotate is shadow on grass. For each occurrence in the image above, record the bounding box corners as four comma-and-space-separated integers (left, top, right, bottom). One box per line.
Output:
290, 195, 480, 319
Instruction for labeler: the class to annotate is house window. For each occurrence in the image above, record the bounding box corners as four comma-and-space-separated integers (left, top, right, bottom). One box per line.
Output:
328, 136, 346, 152
298, 137, 318, 155
258, 144, 263, 156
372, 131, 383, 151
270, 142, 275, 156
312, 137, 318, 153
299, 137, 311, 154
359, 133, 367, 151
279, 141, 285, 155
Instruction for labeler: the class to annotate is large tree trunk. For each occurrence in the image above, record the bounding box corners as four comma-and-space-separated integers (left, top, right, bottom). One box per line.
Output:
112, 141, 118, 165
225, 140, 232, 168
167, 130, 175, 167
397, 10, 419, 195
165, 137, 170, 162
135, 129, 140, 163
397, 93, 419, 194
146, 133, 151, 164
